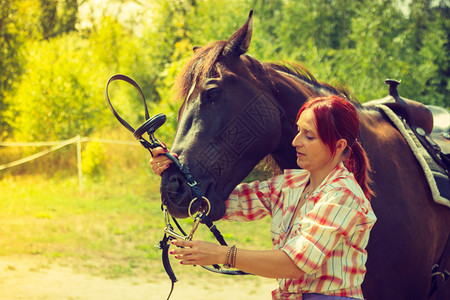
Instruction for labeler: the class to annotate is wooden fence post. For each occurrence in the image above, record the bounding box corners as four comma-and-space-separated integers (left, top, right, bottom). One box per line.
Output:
77, 135, 83, 193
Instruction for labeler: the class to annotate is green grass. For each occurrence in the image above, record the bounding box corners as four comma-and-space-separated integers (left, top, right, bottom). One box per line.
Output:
0, 161, 272, 279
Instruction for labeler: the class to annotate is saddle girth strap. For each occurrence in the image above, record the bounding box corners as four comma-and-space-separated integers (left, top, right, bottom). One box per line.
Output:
429, 233, 450, 300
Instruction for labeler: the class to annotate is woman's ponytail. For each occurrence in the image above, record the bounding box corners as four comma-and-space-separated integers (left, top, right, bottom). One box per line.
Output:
346, 141, 374, 200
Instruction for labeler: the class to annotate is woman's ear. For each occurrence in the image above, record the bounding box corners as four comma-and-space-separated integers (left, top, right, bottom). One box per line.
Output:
336, 139, 347, 154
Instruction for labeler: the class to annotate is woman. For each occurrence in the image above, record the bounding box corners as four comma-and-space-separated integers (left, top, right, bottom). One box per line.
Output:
151, 95, 377, 300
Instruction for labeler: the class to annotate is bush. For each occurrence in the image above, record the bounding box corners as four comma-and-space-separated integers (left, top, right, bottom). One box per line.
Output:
82, 142, 106, 180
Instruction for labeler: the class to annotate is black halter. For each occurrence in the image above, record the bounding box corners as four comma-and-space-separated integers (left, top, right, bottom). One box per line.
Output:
105, 74, 249, 299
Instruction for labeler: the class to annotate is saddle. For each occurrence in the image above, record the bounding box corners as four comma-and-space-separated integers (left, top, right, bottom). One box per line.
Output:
365, 79, 450, 175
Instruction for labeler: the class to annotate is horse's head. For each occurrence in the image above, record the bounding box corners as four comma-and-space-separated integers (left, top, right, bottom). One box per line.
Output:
160, 11, 338, 220
160, 11, 289, 220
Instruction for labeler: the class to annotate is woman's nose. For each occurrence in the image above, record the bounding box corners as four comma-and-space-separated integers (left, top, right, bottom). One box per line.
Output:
292, 133, 302, 147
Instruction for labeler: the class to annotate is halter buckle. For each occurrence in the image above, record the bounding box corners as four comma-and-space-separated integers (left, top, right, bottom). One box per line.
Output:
187, 180, 198, 187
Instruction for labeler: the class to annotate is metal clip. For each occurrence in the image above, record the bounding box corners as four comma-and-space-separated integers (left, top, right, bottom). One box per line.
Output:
187, 214, 202, 241
164, 226, 188, 240
163, 208, 188, 240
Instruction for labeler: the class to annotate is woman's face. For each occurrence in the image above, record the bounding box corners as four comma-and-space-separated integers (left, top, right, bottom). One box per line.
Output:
292, 109, 334, 173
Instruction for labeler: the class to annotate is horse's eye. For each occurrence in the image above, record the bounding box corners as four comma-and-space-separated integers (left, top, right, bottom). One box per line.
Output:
205, 87, 222, 101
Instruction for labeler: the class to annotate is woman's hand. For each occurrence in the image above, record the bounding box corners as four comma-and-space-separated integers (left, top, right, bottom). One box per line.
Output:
170, 240, 227, 266
150, 147, 177, 176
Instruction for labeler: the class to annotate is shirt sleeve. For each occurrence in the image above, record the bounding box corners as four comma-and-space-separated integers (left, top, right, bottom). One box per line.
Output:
223, 175, 284, 222
282, 188, 369, 275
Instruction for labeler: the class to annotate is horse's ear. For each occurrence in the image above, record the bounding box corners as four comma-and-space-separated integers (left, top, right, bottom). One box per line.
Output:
223, 10, 253, 57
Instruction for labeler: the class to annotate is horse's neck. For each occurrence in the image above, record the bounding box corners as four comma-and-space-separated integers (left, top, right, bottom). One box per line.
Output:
269, 72, 324, 170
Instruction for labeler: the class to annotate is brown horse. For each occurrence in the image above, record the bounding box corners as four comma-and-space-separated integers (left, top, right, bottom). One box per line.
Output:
159, 11, 450, 299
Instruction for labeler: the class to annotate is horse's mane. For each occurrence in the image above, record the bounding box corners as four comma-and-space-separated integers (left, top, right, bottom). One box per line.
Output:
266, 62, 357, 103
173, 41, 356, 104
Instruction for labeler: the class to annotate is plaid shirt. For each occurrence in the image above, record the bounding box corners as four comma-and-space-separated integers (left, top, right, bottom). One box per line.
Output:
224, 162, 376, 300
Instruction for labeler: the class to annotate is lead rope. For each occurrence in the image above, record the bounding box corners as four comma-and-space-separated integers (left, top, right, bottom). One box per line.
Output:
159, 232, 177, 300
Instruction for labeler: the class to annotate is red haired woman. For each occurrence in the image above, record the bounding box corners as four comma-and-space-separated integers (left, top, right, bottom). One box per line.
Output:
151, 95, 377, 300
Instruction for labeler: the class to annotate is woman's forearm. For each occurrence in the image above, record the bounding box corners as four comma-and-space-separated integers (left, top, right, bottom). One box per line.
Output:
234, 248, 304, 279
171, 240, 304, 279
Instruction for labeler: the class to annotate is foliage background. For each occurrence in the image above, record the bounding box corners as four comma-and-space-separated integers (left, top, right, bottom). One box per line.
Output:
1, 0, 448, 145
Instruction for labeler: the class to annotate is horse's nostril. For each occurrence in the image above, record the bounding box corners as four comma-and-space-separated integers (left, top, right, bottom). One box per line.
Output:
161, 169, 192, 209
175, 176, 186, 195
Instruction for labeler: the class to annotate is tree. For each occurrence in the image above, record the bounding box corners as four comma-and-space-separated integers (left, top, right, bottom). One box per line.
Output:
39, 0, 57, 39
13, 34, 109, 141
57, 0, 78, 34
406, 0, 449, 106
39, 0, 79, 39
0, 0, 26, 139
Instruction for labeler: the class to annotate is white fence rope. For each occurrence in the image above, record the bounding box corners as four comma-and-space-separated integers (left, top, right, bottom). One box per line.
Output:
0, 136, 79, 171
0, 140, 73, 147
0, 136, 140, 192
0, 137, 139, 148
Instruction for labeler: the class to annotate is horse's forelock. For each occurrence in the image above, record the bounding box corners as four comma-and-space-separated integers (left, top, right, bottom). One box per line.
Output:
174, 41, 227, 103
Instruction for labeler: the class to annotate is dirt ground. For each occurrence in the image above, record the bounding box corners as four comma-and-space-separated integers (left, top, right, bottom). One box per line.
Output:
0, 255, 277, 299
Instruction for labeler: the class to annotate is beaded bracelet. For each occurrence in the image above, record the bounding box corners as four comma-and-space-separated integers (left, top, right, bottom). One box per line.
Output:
224, 246, 232, 269
223, 245, 236, 269
230, 245, 237, 268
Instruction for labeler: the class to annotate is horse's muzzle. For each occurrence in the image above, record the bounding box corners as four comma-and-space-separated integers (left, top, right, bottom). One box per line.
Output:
160, 165, 226, 221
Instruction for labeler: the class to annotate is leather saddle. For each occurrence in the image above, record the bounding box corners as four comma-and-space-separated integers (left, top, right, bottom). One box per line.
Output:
364, 79, 450, 175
